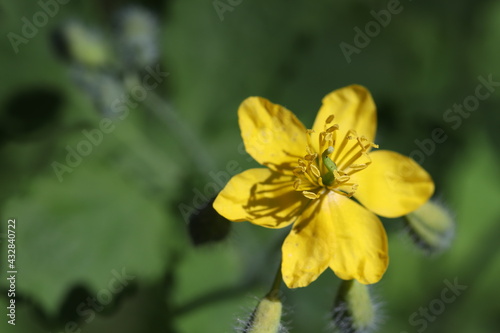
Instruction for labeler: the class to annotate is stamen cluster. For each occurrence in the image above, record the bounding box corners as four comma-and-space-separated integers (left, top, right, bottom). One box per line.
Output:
293, 115, 378, 200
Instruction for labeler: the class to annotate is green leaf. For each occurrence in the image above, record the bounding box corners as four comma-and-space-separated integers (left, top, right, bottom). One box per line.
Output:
0, 163, 180, 315
172, 245, 243, 333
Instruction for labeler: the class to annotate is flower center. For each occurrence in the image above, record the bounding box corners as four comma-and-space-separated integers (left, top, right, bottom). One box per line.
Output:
293, 114, 378, 200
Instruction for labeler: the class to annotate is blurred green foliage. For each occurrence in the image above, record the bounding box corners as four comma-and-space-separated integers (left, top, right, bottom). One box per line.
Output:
0, 0, 499, 332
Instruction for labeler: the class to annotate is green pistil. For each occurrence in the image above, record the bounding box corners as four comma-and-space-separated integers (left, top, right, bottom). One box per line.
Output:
322, 146, 337, 186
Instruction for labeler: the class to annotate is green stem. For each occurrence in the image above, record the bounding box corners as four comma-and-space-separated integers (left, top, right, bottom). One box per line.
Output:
124, 73, 216, 174
267, 262, 282, 300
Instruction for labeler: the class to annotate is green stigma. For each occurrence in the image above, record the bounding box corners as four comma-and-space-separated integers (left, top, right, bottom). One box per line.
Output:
322, 146, 337, 186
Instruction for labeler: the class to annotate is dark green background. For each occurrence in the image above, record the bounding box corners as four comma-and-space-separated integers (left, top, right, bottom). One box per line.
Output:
1, 0, 499, 332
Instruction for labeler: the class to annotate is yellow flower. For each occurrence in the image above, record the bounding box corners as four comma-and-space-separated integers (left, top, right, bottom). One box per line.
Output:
213, 85, 434, 288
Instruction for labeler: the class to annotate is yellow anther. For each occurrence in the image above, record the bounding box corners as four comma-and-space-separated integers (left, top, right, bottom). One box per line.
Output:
305, 154, 317, 161
303, 191, 319, 200
306, 145, 314, 155
346, 184, 359, 197
326, 124, 339, 133
333, 170, 350, 183
349, 164, 367, 170
317, 177, 325, 187
310, 164, 321, 178
293, 167, 304, 175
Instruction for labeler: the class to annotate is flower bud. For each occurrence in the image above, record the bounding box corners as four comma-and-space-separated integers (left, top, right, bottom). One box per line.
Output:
330, 279, 378, 333
114, 6, 159, 68
59, 21, 111, 68
242, 294, 284, 333
404, 200, 455, 254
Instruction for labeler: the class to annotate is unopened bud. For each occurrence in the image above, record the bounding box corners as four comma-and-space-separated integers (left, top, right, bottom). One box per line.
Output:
404, 200, 455, 254
60, 21, 111, 67
115, 6, 159, 68
330, 280, 379, 333
243, 294, 284, 333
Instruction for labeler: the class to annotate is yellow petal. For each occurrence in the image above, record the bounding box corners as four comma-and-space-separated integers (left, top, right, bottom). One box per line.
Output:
213, 168, 308, 229
311, 85, 377, 153
281, 197, 331, 288
282, 192, 388, 288
326, 193, 389, 285
352, 150, 435, 218
239, 97, 308, 174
